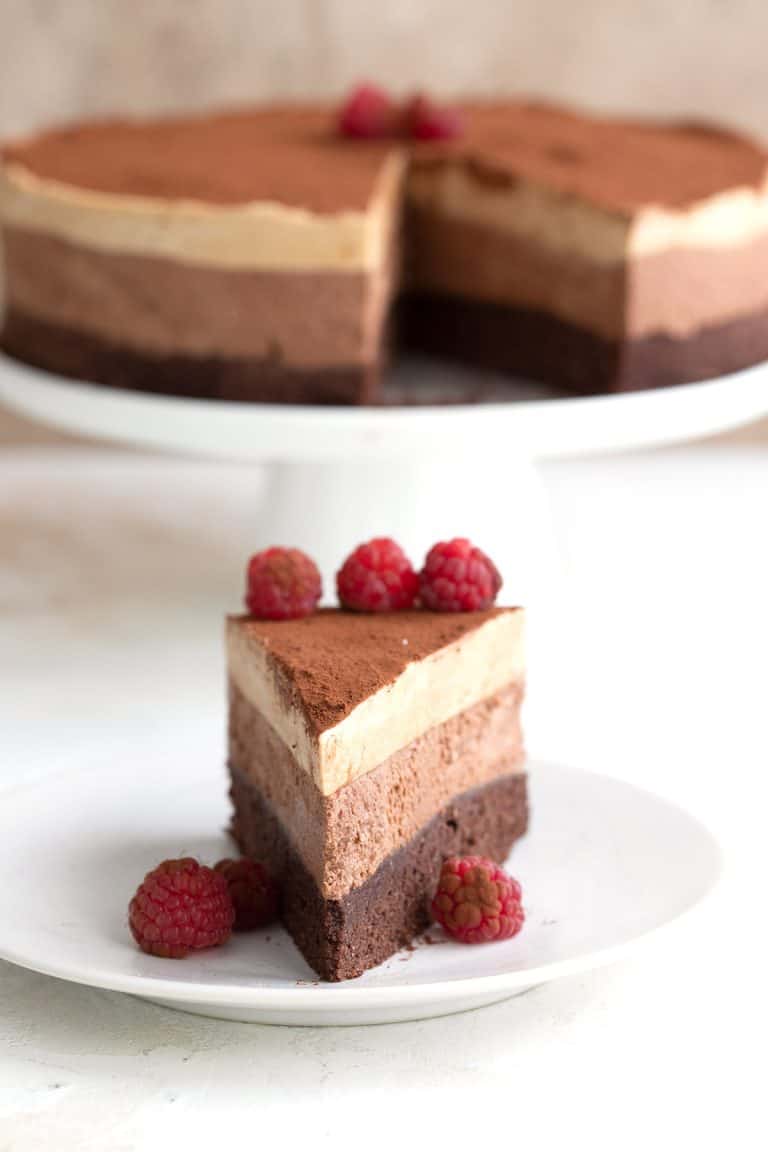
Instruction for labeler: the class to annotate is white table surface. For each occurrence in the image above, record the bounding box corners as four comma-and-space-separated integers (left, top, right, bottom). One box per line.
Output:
0, 443, 766, 1151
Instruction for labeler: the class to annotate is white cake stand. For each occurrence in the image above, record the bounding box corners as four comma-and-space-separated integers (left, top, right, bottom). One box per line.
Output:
1, 352, 766, 603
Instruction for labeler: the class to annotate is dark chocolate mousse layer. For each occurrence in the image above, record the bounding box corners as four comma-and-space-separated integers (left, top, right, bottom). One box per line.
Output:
399, 294, 768, 393
1, 310, 375, 404
230, 764, 528, 981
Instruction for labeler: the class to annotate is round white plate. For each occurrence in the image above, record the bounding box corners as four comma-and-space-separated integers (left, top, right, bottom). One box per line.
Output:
1, 351, 767, 461
0, 757, 719, 1026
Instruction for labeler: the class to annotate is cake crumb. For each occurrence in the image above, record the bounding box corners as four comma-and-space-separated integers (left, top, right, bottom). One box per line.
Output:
423, 932, 449, 946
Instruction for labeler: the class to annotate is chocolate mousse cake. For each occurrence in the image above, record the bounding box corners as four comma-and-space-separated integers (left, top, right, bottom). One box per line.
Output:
226, 607, 526, 980
3, 100, 768, 399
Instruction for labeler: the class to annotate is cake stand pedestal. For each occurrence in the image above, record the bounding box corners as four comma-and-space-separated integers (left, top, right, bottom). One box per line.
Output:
254, 453, 555, 608
1, 353, 766, 604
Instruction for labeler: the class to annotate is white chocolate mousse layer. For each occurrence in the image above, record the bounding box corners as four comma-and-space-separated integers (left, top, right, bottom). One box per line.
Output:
0, 152, 405, 272
408, 161, 768, 265
227, 608, 525, 797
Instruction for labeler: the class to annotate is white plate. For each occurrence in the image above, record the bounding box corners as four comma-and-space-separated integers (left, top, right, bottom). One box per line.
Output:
0, 758, 719, 1026
1, 351, 767, 461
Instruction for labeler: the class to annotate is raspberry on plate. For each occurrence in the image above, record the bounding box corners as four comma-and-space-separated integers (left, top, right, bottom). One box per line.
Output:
245, 546, 322, 620
431, 855, 525, 944
336, 536, 419, 612
215, 858, 279, 931
407, 94, 464, 141
419, 537, 502, 612
128, 858, 234, 959
338, 84, 396, 139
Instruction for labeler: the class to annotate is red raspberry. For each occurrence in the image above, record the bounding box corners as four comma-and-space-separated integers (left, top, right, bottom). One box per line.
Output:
215, 858, 279, 931
129, 858, 234, 959
245, 547, 322, 620
431, 856, 524, 944
419, 537, 501, 612
407, 94, 463, 141
336, 537, 419, 612
338, 84, 396, 139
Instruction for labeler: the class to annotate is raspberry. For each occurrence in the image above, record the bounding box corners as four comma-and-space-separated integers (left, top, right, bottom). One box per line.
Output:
338, 84, 396, 139
129, 858, 234, 958
407, 94, 463, 141
336, 537, 419, 612
215, 858, 279, 931
431, 856, 525, 944
419, 537, 502, 612
245, 547, 322, 620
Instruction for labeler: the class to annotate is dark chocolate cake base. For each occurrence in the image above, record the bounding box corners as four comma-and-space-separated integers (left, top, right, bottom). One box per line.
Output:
399, 293, 768, 394
229, 764, 529, 981
1, 310, 377, 405
6, 297, 767, 403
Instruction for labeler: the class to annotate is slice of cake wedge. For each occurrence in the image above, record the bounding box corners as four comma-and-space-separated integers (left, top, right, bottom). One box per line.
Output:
226, 607, 527, 981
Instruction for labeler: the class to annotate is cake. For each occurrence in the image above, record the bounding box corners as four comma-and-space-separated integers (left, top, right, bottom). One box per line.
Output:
0, 108, 403, 404
226, 607, 527, 980
4, 99, 768, 401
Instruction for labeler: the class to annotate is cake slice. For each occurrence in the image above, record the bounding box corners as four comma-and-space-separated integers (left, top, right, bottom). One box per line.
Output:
227, 607, 527, 980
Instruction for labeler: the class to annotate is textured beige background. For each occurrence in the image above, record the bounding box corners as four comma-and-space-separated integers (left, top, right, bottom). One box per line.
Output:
1, 0, 767, 443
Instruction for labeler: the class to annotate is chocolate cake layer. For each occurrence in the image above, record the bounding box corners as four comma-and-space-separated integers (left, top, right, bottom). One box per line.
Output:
1, 310, 374, 403
399, 293, 768, 393
229, 679, 524, 898
230, 764, 529, 981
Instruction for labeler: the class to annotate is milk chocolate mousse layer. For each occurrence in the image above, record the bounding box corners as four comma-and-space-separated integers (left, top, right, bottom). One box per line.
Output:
226, 607, 527, 980
4, 99, 768, 399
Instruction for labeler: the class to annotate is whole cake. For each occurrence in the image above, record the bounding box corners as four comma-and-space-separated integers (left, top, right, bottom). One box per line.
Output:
3, 98, 768, 401
227, 607, 527, 980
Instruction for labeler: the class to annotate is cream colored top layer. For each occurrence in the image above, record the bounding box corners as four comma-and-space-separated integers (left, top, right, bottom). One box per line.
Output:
6, 146, 768, 274
408, 162, 768, 264
0, 153, 405, 272
227, 610, 525, 797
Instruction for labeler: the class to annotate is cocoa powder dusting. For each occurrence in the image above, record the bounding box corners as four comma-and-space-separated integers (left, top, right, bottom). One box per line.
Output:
232, 607, 515, 734
5, 101, 766, 213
